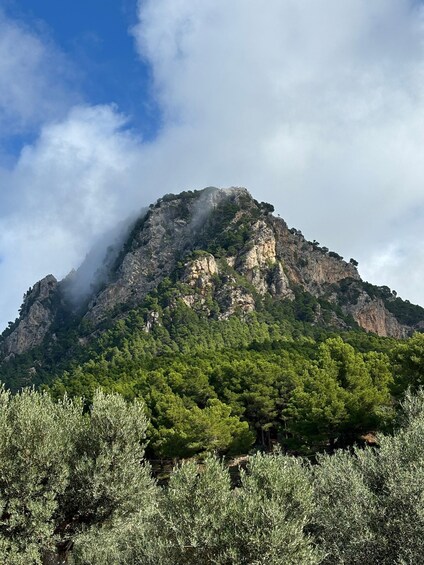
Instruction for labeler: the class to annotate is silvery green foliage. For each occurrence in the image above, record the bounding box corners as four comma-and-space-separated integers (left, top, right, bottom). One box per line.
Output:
0, 388, 156, 564
313, 388, 424, 564
65, 392, 157, 564
94, 453, 321, 565
63, 391, 152, 526
373, 388, 424, 564
312, 448, 379, 564
155, 455, 234, 564
70, 512, 161, 565
148, 454, 321, 565
229, 452, 321, 565
0, 387, 83, 563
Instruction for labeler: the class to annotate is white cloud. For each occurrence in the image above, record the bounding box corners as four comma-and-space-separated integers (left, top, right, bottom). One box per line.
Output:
131, 0, 424, 304
2, 1, 424, 328
361, 237, 424, 307
0, 105, 150, 327
0, 10, 78, 136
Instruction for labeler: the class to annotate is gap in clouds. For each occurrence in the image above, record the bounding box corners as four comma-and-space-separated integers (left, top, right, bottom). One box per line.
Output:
6, 0, 162, 143
0, 7, 81, 147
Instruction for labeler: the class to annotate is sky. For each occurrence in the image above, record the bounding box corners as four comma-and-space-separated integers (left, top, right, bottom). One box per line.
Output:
0, 0, 424, 329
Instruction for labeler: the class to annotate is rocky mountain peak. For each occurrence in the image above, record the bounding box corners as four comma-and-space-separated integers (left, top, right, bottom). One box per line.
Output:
1, 186, 424, 362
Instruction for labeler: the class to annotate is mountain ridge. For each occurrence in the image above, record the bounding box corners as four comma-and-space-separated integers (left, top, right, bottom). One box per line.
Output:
1, 186, 423, 377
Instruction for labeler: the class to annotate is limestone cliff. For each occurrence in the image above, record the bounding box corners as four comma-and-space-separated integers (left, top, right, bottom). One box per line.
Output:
84, 188, 232, 325
2, 186, 424, 360
348, 295, 409, 339
1, 275, 59, 358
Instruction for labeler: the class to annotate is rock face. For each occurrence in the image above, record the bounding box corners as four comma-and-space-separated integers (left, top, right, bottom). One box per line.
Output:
179, 253, 218, 314
1, 275, 58, 358
2, 186, 424, 359
182, 254, 218, 288
271, 217, 360, 292
84, 188, 233, 325
348, 295, 409, 339
237, 220, 294, 299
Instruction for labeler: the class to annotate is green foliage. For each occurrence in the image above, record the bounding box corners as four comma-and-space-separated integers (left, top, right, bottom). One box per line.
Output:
156, 456, 233, 564
61, 391, 152, 526
312, 387, 424, 564
152, 397, 255, 457
362, 281, 424, 326
152, 453, 320, 565
42, 318, 399, 457
196, 197, 261, 257
0, 316, 19, 340
0, 388, 155, 563
229, 453, 321, 564
332, 277, 361, 305
312, 448, 380, 564
4, 387, 424, 562
0, 388, 81, 563
284, 338, 394, 450
392, 332, 424, 393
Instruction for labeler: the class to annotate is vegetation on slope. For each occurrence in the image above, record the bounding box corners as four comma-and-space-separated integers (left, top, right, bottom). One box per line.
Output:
1, 189, 424, 462
2, 386, 424, 563
3, 269, 424, 459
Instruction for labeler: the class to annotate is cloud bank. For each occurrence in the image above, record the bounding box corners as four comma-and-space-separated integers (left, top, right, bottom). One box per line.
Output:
132, 0, 424, 303
1, 1, 424, 328
0, 10, 79, 140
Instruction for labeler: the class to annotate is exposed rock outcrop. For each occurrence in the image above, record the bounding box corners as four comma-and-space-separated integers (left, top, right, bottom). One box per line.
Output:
2, 186, 423, 360
1, 275, 58, 358
237, 220, 294, 300
215, 280, 256, 320
271, 216, 360, 293
84, 188, 241, 325
182, 254, 218, 288
180, 253, 219, 314
348, 295, 410, 339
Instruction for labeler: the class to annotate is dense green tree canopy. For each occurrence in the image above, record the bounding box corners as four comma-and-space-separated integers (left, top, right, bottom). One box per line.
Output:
1, 387, 424, 562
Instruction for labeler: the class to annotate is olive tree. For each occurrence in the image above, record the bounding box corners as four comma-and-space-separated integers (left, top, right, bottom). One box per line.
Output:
230, 452, 321, 565
313, 388, 424, 564
0, 387, 156, 564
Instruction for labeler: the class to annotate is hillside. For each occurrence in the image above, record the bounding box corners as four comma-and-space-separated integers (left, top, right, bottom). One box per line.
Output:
0, 187, 423, 456
2, 187, 423, 354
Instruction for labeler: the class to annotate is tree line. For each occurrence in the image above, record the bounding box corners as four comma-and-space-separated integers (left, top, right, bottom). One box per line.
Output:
1, 386, 424, 564
48, 328, 424, 458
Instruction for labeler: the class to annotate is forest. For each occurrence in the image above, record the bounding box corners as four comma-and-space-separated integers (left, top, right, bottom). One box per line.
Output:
1, 385, 424, 564
1, 295, 424, 562
2, 277, 424, 459
1, 282, 419, 455
1, 192, 424, 562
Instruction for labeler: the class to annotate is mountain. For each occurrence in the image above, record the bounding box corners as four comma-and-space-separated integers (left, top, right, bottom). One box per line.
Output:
2, 186, 424, 456
2, 187, 423, 359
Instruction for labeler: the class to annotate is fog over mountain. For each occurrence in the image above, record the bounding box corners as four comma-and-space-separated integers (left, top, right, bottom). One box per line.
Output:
1, 1, 424, 329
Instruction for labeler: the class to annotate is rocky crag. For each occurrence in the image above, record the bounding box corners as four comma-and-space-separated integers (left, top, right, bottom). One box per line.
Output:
1, 187, 423, 362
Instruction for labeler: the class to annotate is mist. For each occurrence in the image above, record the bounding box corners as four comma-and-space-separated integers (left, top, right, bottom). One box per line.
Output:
63, 211, 146, 307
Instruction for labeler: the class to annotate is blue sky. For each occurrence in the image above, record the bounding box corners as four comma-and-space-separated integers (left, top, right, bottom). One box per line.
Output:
1, 0, 424, 329
3, 0, 160, 151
